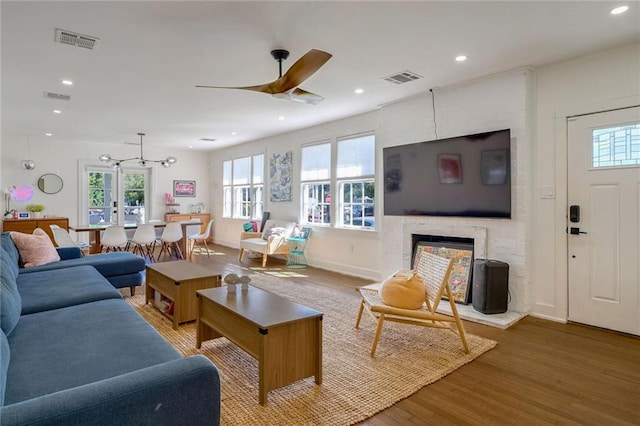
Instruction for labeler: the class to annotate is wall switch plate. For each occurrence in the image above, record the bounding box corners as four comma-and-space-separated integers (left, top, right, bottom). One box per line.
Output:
541, 185, 555, 199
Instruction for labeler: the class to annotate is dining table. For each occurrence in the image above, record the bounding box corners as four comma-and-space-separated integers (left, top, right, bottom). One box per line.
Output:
70, 221, 201, 257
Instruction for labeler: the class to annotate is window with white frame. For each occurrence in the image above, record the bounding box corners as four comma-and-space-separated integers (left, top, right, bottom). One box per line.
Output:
338, 134, 375, 229
222, 153, 264, 219
301, 142, 332, 225
300, 133, 376, 229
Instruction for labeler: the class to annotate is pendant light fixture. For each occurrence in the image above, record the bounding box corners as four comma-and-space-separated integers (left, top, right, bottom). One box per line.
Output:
99, 133, 177, 169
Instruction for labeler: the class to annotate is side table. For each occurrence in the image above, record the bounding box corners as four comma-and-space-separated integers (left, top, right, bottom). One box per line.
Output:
286, 237, 309, 269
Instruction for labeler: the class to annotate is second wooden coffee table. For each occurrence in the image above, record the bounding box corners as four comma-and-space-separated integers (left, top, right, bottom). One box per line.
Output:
145, 260, 221, 329
196, 285, 323, 405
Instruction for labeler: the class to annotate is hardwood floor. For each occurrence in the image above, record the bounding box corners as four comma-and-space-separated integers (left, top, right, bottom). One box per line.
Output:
172, 244, 640, 425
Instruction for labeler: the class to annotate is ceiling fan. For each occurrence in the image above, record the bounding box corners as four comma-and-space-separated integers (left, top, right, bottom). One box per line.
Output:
196, 49, 332, 105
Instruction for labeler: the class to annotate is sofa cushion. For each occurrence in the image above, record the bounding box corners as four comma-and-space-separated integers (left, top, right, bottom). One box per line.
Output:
18, 252, 145, 278
17, 266, 122, 315
1, 233, 20, 278
5, 299, 180, 405
0, 266, 21, 336
240, 237, 269, 252
10, 229, 60, 268
0, 329, 9, 406
105, 272, 144, 289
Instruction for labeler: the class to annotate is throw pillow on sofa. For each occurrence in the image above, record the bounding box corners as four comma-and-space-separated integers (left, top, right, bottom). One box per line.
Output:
10, 228, 61, 267
262, 224, 286, 240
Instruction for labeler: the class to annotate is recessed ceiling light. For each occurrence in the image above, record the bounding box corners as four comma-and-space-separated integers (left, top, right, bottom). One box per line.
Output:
53, 109, 62, 114
61, 79, 73, 85
188, 145, 193, 149
455, 55, 468, 62
354, 88, 364, 94
610, 5, 629, 14
231, 131, 237, 135
277, 116, 285, 121
45, 133, 52, 136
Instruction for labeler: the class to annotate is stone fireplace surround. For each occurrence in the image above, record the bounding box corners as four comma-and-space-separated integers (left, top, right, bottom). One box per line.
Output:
402, 221, 524, 328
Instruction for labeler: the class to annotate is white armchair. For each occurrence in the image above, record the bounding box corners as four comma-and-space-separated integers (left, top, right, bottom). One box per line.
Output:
238, 220, 296, 267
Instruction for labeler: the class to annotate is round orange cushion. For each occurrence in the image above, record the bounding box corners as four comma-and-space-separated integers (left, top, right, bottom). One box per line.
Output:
379, 270, 425, 309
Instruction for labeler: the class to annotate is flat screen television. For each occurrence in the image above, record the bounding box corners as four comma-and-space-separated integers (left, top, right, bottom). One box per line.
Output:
383, 129, 511, 218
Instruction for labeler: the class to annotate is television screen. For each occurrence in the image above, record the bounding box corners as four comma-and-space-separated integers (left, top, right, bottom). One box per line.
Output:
383, 129, 511, 218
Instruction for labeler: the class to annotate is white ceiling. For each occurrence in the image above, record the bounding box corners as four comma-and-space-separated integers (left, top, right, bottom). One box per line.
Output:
2, 1, 639, 151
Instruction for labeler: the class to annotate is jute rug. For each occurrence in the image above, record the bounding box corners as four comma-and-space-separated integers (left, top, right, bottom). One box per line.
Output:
127, 272, 496, 425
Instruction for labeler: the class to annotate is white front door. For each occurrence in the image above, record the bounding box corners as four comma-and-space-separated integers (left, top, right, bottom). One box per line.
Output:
567, 106, 640, 335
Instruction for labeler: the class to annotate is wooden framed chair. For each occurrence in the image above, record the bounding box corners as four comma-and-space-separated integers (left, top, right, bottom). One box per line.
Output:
238, 219, 294, 267
355, 251, 469, 357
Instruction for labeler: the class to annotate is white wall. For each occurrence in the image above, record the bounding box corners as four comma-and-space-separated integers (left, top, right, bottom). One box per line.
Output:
1, 138, 210, 228
532, 42, 640, 321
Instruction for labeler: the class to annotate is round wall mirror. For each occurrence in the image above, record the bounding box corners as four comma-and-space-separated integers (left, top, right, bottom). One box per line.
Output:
37, 173, 63, 194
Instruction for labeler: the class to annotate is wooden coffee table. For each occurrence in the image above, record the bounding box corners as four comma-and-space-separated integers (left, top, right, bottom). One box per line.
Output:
145, 260, 221, 329
196, 285, 323, 405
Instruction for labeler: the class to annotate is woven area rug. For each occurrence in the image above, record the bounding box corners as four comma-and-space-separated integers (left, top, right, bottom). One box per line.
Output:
127, 273, 496, 425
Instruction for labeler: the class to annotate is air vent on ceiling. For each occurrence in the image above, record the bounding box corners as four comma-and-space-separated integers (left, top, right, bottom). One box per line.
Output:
55, 28, 100, 50
199, 138, 217, 142
382, 70, 423, 85
43, 92, 71, 101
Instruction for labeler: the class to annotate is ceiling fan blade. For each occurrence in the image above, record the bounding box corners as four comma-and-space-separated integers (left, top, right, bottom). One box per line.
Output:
289, 88, 325, 105
270, 49, 332, 94
195, 83, 275, 93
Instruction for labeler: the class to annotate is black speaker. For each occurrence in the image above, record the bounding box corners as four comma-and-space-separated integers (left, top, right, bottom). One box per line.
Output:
472, 259, 509, 314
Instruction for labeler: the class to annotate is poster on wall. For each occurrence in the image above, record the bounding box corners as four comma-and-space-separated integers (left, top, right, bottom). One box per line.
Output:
413, 243, 473, 304
173, 180, 196, 197
270, 151, 292, 202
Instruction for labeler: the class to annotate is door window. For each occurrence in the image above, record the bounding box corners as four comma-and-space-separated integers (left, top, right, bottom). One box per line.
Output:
592, 123, 640, 168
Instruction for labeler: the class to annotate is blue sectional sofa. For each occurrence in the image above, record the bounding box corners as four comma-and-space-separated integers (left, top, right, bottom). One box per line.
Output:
0, 232, 221, 425
18, 243, 146, 295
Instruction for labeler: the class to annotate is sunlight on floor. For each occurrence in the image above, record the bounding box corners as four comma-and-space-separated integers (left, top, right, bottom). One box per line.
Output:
190, 250, 225, 257
263, 271, 309, 278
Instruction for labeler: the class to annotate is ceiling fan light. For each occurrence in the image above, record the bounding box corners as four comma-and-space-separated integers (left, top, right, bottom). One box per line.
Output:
138, 159, 147, 167
161, 160, 171, 168
166, 156, 177, 164
272, 92, 290, 100
99, 154, 111, 162
112, 162, 121, 170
